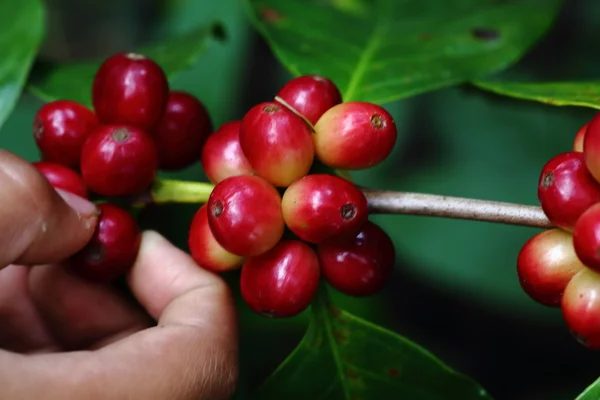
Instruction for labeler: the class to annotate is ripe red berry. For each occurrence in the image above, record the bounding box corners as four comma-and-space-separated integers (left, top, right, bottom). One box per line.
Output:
92, 52, 169, 131
69, 203, 141, 282
33, 100, 98, 168
517, 229, 585, 307
281, 174, 369, 243
188, 204, 244, 273
573, 122, 588, 152
538, 151, 600, 231
32, 161, 88, 199
562, 267, 600, 349
240, 240, 320, 318
153, 91, 213, 171
239, 101, 314, 187
207, 175, 284, 257
573, 203, 600, 272
313, 102, 397, 170
80, 125, 158, 196
276, 75, 342, 126
583, 112, 600, 183
318, 221, 394, 297
201, 121, 254, 183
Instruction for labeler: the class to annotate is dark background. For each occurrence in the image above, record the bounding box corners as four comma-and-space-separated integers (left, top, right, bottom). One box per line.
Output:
3, 0, 600, 399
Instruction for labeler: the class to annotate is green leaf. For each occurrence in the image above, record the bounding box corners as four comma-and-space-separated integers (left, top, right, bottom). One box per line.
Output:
244, 0, 562, 103
27, 22, 225, 106
0, 0, 45, 130
473, 79, 600, 109
576, 376, 600, 400
255, 284, 493, 400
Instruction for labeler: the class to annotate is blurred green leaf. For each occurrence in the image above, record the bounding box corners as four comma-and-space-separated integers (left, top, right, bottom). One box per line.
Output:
0, 0, 45, 131
255, 284, 493, 399
245, 0, 562, 103
576, 376, 600, 400
27, 22, 224, 106
473, 79, 600, 109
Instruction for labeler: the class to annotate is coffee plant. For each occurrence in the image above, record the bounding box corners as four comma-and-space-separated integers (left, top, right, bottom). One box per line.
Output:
4, 0, 600, 398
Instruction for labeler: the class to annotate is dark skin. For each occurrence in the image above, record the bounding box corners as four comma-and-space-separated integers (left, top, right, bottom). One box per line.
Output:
0, 149, 238, 399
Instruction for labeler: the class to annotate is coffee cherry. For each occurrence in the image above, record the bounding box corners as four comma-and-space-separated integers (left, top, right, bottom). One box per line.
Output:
153, 91, 213, 171
517, 229, 585, 307
281, 174, 368, 243
207, 175, 284, 257
201, 121, 254, 183
33, 100, 98, 168
538, 151, 600, 231
583, 112, 600, 183
240, 240, 320, 318
276, 75, 342, 125
318, 221, 394, 297
80, 125, 158, 196
69, 203, 141, 282
573, 203, 600, 272
188, 204, 244, 273
573, 122, 588, 152
313, 102, 397, 170
239, 101, 314, 187
562, 268, 600, 349
92, 52, 169, 131
32, 161, 88, 199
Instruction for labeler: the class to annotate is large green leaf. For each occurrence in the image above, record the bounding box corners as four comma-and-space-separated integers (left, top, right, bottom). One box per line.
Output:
27, 22, 225, 106
473, 79, 600, 109
245, 0, 562, 103
0, 0, 45, 131
254, 284, 493, 399
576, 376, 600, 400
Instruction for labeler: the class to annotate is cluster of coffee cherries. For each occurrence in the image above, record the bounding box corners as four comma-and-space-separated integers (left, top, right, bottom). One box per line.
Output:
31, 52, 213, 282
191, 75, 398, 318
518, 113, 600, 348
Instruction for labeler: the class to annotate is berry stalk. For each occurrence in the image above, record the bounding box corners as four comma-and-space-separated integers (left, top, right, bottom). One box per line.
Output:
140, 178, 216, 205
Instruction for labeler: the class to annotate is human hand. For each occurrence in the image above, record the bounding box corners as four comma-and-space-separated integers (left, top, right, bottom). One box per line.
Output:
0, 150, 238, 399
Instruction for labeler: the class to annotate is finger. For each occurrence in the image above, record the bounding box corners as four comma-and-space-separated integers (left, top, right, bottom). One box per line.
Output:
28, 263, 152, 351
0, 150, 98, 267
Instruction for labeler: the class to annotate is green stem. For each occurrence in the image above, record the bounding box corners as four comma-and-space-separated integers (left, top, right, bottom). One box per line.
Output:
135, 178, 215, 207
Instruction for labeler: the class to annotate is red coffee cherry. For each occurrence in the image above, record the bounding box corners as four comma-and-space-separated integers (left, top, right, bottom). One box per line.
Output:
573, 122, 588, 152
207, 175, 284, 257
153, 91, 213, 171
538, 151, 600, 231
276, 75, 342, 125
562, 267, 600, 349
92, 52, 169, 131
313, 101, 397, 170
201, 121, 254, 184
240, 240, 321, 318
69, 203, 141, 282
80, 125, 158, 196
33, 100, 98, 168
573, 203, 600, 272
239, 101, 314, 187
281, 174, 368, 243
318, 221, 394, 297
517, 228, 585, 307
584, 112, 600, 183
188, 204, 244, 273
32, 161, 88, 199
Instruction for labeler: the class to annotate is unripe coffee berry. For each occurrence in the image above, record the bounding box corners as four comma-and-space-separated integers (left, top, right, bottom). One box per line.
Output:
562, 268, 600, 349
318, 221, 395, 297
573, 122, 588, 152
517, 228, 585, 307
239, 101, 314, 187
33, 161, 88, 199
92, 52, 169, 131
276, 75, 342, 125
207, 175, 284, 257
33, 100, 98, 168
69, 203, 141, 282
201, 121, 254, 183
188, 204, 244, 273
573, 203, 600, 272
80, 125, 159, 196
538, 151, 600, 231
281, 174, 369, 243
313, 102, 397, 170
240, 240, 321, 318
153, 91, 213, 171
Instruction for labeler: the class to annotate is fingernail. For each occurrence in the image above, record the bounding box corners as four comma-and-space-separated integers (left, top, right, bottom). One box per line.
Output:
56, 189, 99, 218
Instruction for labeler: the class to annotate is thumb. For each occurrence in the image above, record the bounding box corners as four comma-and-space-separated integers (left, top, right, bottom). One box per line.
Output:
0, 150, 99, 267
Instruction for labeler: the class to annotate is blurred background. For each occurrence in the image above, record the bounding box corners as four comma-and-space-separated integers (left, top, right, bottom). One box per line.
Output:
2, 0, 600, 398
